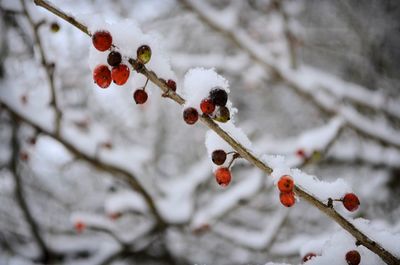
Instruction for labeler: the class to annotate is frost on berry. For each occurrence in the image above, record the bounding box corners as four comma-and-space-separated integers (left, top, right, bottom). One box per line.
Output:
345, 250, 361, 265
342, 193, 360, 212
211, 149, 227, 165
200, 98, 216, 115
92, 30, 112, 52
280, 191, 295, 207
183, 107, 199, 125
93, 65, 111, 88
133, 89, 148, 104
277, 175, 294, 193
111, 64, 130, 85
214, 167, 231, 187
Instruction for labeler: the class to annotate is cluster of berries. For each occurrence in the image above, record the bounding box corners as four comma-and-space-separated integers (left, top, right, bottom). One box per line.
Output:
302, 249, 360, 265
210, 149, 240, 187
183, 87, 230, 125
91, 30, 160, 105
277, 175, 296, 207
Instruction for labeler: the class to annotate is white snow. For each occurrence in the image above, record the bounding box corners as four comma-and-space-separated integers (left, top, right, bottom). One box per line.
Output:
104, 190, 148, 215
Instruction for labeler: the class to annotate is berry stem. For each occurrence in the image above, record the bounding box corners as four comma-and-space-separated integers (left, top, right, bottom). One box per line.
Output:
143, 78, 149, 91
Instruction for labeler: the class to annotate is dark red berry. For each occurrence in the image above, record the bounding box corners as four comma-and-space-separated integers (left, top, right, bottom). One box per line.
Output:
212, 150, 227, 165
200, 98, 216, 115
342, 193, 360, 212
277, 175, 294, 193
183, 107, 199, 125
214, 106, 230, 123
133, 89, 148, 104
137, 45, 151, 64
167, 79, 176, 92
93, 65, 111, 88
92, 30, 112, 52
345, 250, 361, 265
296, 149, 306, 158
302, 253, 317, 263
27, 137, 37, 145
107, 51, 122, 67
210, 87, 228, 106
215, 167, 231, 187
280, 191, 295, 207
111, 64, 130, 85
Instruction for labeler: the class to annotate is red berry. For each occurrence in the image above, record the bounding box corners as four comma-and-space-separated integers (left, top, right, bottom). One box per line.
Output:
92, 30, 112, 52
133, 89, 148, 104
342, 193, 360, 212
296, 148, 306, 158
183, 107, 199, 125
280, 191, 295, 207
74, 221, 86, 233
107, 51, 122, 67
345, 250, 361, 265
109, 212, 122, 220
167, 79, 176, 92
212, 149, 227, 165
302, 253, 317, 263
111, 64, 130, 85
27, 137, 37, 145
93, 65, 111, 88
277, 175, 294, 193
19, 151, 29, 162
200, 98, 216, 115
214, 167, 231, 187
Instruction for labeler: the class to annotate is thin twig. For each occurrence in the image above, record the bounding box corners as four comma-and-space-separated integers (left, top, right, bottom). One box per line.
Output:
30, 1, 400, 264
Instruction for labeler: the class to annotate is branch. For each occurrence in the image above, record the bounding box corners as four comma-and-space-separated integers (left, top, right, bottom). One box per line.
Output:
1, 101, 165, 228
31, 1, 400, 264
20, 0, 62, 136
9, 115, 52, 262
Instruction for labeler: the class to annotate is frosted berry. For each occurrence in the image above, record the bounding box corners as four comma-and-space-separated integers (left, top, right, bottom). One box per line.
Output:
200, 98, 216, 115
302, 253, 316, 263
278, 175, 294, 193
92, 30, 112, 52
345, 250, 361, 265
212, 149, 227, 165
137, 45, 151, 64
183, 107, 199, 125
280, 191, 295, 207
93, 65, 111, 88
167, 79, 176, 92
74, 221, 86, 233
50, 22, 60, 33
214, 106, 230, 123
133, 89, 148, 104
210, 87, 228, 106
107, 51, 122, 67
215, 167, 231, 187
342, 193, 360, 212
111, 64, 130, 85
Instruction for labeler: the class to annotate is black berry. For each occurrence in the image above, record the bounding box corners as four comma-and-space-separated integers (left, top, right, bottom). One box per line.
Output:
212, 150, 227, 165
210, 87, 228, 106
107, 51, 122, 67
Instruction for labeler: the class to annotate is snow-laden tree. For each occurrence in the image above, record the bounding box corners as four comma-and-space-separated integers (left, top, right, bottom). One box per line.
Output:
0, 0, 399, 265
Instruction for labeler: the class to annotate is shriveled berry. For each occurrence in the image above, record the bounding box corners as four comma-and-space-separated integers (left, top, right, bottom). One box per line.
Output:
280, 191, 295, 207
111, 64, 130, 85
137, 45, 151, 64
214, 167, 231, 187
92, 30, 112, 52
50, 22, 60, 33
200, 98, 216, 115
183, 107, 199, 125
345, 250, 361, 265
302, 253, 317, 263
212, 149, 227, 165
133, 89, 148, 104
107, 51, 122, 67
167, 79, 176, 92
342, 193, 360, 212
214, 106, 230, 123
210, 87, 228, 106
93, 65, 111, 88
278, 175, 294, 193
74, 221, 86, 233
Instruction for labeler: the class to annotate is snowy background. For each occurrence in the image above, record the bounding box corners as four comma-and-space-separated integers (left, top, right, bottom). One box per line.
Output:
0, 0, 399, 265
